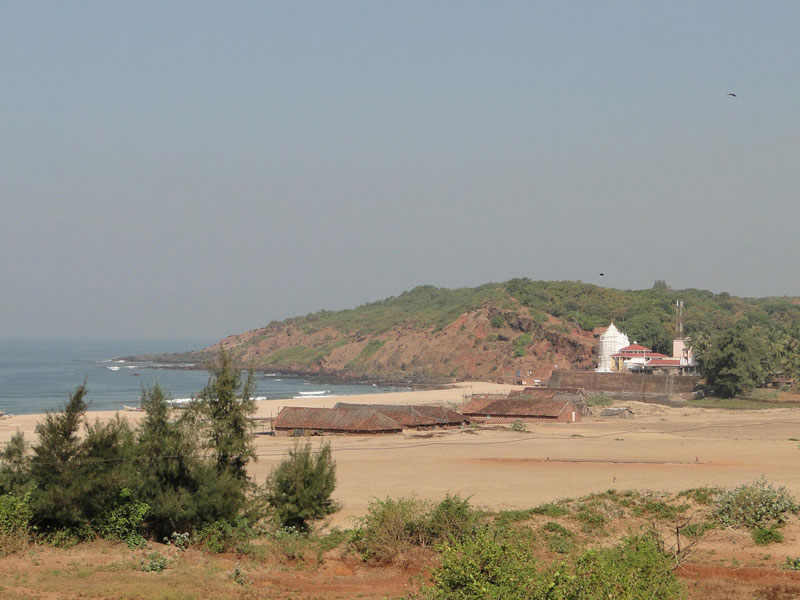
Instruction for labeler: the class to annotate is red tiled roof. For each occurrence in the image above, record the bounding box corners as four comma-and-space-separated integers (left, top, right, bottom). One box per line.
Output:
462, 399, 577, 418
273, 406, 402, 433
645, 359, 681, 366
461, 394, 507, 414
333, 403, 467, 427
617, 343, 651, 352
509, 387, 588, 400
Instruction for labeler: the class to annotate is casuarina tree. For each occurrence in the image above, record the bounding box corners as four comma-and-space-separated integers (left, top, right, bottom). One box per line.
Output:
265, 441, 338, 532
193, 351, 257, 481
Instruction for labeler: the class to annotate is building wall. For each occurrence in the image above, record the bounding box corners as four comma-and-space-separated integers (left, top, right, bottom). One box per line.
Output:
549, 371, 700, 395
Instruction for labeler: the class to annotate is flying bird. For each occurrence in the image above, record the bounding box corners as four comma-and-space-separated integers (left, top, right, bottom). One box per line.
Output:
727, 92, 737, 97
599, 273, 605, 276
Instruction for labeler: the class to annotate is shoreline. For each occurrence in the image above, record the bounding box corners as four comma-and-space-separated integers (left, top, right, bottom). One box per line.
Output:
0, 381, 521, 445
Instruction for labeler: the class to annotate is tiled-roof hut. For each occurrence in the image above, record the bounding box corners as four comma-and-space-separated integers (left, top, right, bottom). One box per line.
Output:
462, 398, 581, 424
272, 406, 402, 436
509, 387, 590, 416
333, 403, 468, 428
461, 394, 508, 415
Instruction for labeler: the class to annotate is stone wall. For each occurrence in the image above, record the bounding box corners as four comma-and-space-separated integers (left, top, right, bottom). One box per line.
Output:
548, 371, 700, 396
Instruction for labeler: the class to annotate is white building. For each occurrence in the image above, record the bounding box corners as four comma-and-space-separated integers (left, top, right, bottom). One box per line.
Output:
595, 322, 630, 372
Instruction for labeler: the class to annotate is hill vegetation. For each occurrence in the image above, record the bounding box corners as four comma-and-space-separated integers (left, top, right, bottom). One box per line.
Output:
152, 279, 800, 386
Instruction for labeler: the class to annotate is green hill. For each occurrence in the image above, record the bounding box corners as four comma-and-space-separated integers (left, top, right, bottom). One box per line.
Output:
151, 279, 800, 383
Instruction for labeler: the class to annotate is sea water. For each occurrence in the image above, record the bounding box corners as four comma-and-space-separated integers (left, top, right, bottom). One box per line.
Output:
0, 338, 406, 415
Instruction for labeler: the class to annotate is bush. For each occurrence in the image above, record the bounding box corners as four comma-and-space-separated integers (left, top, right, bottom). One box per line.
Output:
586, 394, 613, 406
490, 315, 505, 328
531, 502, 568, 518
752, 525, 784, 545
194, 518, 256, 554
353, 494, 478, 564
547, 533, 686, 599
713, 478, 798, 530
97, 488, 149, 549
540, 521, 575, 554
427, 494, 478, 544
425, 531, 685, 599
426, 527, 538, 599
678, 487, 722, 505
264, 441, 338, 532
0, 492, 32, 556
510, 419, 527, 432
140, 550, 168, 572
783, 556, 800, 571
353, 496, 431, 563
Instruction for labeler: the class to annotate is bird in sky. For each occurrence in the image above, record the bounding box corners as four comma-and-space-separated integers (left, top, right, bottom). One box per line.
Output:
599, 273, 605, 276
727, 92, 737, 97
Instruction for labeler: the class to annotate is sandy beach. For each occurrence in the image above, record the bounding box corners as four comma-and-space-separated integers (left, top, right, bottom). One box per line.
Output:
3, 382, 800, 530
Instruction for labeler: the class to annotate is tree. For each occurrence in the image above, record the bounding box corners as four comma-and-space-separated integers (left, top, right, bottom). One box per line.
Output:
194, 351, 257, 481
0, 432, 31, 495
264, 441, 338, 532
28, 382, 135, 534
698, 324, 766, 398
136, 383, 204, 537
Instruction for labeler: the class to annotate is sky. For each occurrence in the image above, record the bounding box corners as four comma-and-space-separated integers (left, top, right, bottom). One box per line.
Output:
2, 1, 799, 340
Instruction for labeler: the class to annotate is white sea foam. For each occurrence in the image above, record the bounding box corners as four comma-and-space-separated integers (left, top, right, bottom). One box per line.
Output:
107, 366, 121, 371
298, 390, 330, 396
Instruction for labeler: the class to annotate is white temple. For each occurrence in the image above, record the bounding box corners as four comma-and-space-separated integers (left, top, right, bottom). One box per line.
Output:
596, 322, 630, 372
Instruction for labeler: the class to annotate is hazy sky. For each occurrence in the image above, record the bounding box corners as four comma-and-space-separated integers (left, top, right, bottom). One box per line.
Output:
2, 2, 799, 340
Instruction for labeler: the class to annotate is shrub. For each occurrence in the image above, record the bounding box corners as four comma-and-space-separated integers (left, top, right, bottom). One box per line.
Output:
531, 502, 568, 518
264, 441, 338, 532
752, 525, 784, 545
426, 527, 538, 599
713, 477, 798, 529
510, 419, 527, 432
549, 533, 686, 599
678, 486, 722, 505
165, 531, 190, 551
426, 494, 478, 544
0, 492, 32, 556
97, 488, 149, 549
586, 394, 613, 406
353, 494, 478, 564
352, 496, 430, 563
784, 556, 800, 571
490, 315, 505, 329
513, 334, 531, 358
140, 550, 168, 572
194, 518, 255, 554
575, 508, 607, 533
426, 531, 686, 599
540, 521, 575, 554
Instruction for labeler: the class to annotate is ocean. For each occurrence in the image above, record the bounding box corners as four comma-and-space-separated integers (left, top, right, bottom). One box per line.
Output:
0, 338, 407, 415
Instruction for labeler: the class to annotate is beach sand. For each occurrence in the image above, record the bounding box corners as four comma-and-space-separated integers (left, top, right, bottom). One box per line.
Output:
3, 382, 800, 530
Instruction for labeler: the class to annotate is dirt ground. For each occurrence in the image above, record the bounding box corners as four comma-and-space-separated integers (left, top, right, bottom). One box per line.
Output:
5, 382, 800, 598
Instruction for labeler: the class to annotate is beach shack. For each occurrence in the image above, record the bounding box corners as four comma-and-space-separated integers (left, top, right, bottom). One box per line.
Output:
508, 387, 590, 416
462, 398, 582, 424
333, 403, 469, 429
272, 406, 402, 436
